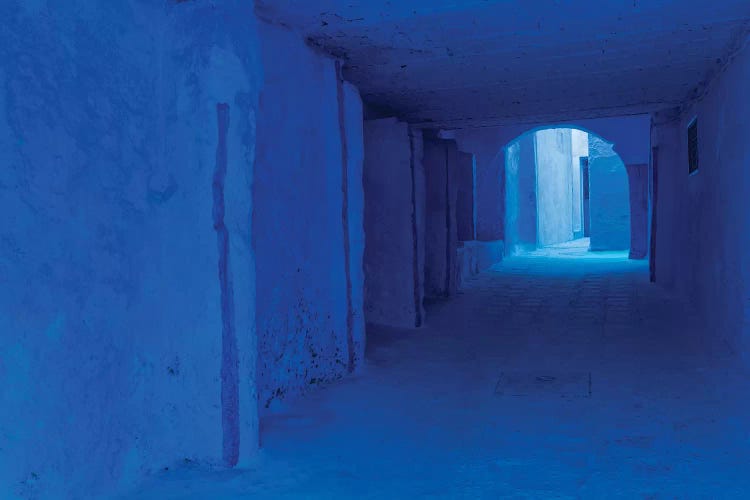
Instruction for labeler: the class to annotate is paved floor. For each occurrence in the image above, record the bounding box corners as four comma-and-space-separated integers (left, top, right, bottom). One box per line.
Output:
128, 241, 750, 498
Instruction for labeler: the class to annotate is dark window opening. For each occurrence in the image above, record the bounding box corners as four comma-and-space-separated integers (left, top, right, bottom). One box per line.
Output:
688, 118, 698, 175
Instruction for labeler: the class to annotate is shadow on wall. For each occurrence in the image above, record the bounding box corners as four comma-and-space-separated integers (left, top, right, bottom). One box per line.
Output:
504, 126, 644, 258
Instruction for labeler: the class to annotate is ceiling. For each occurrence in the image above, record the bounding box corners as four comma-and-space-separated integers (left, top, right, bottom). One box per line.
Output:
255, 0, 750, 129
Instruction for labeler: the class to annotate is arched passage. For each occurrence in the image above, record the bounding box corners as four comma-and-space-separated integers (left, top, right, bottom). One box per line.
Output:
453, 115, 652, 251
501, 125, 648, 259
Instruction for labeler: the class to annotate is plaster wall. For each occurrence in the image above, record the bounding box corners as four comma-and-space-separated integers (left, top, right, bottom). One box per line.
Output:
626, 164, 649, 259
412, 128, 427, 326
424, 138, 459, 298
456, 240, 505, 288
362, 118, 422, 328
456, 152, 477, 241
653, 38, 750, 355
535, 129, 574, 247
343, 81, 366, 371
651, 114, 685, 292
588, 136, 631, 251
571, 130, 589, 236
254, 22, 364, 410
504, 133, 537, 255
0, 1, 261, 497
451, 133, 504, 241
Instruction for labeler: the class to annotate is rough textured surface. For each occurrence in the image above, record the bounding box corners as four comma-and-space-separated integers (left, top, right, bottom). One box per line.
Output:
0, 1, 262, 496
626, 164, 649, 259
127, 242, 747, 498
424, 138, 459, 298
411, 128, 428, 326
589, 136, 631, 251
362, 118, 420, 328
535, 129, 574, 247
504, 133, 537, 255
256, 1, 750, 128
652, 38, 750, 357
342, 81, 367, 372
650, 113, 683, 292
456, 240, 504, 289
455, 151, 476, 241
571, 130, 589, 237
9, 2, 750, 499
254, 22, 364, 411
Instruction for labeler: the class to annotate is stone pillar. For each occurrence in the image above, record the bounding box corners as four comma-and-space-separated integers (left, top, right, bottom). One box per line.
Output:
456, 151, 476, 242
362, 118, 425, 328
505, 133, 537, 254
625, 163, 649, 259
424, 137, 459, 298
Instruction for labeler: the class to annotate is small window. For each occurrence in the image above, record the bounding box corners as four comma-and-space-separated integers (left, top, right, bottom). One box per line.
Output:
688, 118, 698, 175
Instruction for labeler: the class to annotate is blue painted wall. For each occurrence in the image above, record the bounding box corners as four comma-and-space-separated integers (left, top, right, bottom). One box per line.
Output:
504, 133, 537, 254
653, 37, 750, 355
535, 129, 574, 247
589, 135, 631, 251
363, 118, 423, 328
0, 1, 368, 496
424, 138, 459, 297
456, 152, 476, 242
254, 22, 365, 411
0, 0, 262, 496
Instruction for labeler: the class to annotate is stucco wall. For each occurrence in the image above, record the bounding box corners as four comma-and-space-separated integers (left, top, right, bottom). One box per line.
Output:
456, 152, 476, 241
363, 118, 421, 328
411, 128, 427, 326
254, 22, 364, 410
653, 38, 750, 355
535, 129, 574, 247
452, 133, 504, 241
0, 1, 261, 497
571, 130, 589, 237
651, 113, 685, 291
589, 135, 631, 251
626, 164, 649, 259
424, 138, 459, 298
343, 81, 366, 373
504, 133, 537, 255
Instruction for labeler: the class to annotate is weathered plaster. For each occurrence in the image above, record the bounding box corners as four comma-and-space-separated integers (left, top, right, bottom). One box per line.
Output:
652, 37, 750, 355
589, 135, 631, 251
424, 138, 459, 298
363, 118, 422, 328
0, 0, 261, 496
254, 22, 364, 410
535, 129, 574, 247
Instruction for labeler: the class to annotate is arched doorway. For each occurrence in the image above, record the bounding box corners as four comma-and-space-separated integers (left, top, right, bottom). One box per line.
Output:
503, 126, 643, 258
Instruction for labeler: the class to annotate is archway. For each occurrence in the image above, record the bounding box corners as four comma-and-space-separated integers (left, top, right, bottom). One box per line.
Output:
503, 126, 645, 258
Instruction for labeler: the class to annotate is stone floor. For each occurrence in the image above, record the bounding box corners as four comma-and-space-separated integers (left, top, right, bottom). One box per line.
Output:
127, 240, 750, 498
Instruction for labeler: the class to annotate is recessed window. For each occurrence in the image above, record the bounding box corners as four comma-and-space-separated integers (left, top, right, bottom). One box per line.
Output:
688, 118, 698, 175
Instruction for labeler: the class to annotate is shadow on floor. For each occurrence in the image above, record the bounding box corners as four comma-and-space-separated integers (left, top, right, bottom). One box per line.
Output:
126, 248, 746, 499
